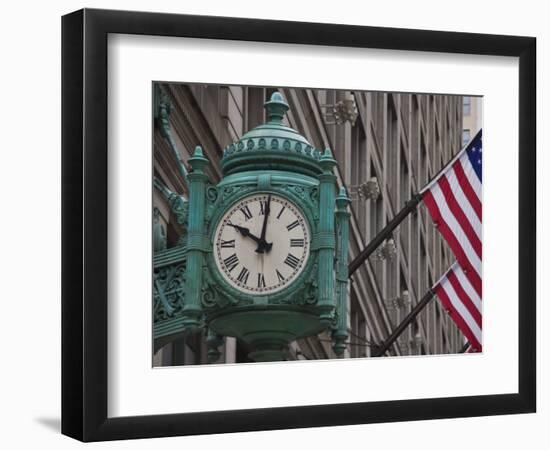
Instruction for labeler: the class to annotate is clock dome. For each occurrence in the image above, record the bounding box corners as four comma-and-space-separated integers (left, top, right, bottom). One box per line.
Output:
221, 92, 324, 177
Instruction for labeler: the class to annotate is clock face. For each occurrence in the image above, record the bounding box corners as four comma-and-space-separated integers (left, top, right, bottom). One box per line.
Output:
213, 193, 310, 294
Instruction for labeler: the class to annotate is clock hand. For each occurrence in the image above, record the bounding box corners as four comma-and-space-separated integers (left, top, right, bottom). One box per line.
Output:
257, 195, 272, 253
226, 222, 263, 245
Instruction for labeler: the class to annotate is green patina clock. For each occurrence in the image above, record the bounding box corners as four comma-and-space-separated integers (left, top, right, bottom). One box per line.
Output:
213, 193, 311, 295
153, 91, 351, 362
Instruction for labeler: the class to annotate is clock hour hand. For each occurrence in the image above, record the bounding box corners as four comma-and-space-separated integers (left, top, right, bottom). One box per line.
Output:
226, 222, 263, 245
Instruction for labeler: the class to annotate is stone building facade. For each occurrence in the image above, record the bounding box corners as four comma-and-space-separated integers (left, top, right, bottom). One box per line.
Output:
462, 96, 483, 146
153, 83, 466, 366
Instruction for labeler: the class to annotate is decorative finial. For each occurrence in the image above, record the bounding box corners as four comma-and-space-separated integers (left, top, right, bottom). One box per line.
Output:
188, 145, 209, 172
319, 148, 337, 172
264, 92, 289, 124
336, 186, 351, 210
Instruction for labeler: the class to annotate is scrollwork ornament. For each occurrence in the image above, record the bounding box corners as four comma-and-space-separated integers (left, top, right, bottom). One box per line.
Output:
153, 262, 187, 321
304, 282, 318, 305
305, 263, 319, 305
310, 186, 319, 204
206, 185, 218, 203
294, 185, 305, 198
201, 286, 217, 308
176, 291, 186, 310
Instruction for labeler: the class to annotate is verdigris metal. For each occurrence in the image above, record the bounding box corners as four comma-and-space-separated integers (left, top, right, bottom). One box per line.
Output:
182, 146, 209, 331
153, 92, 351, 362
332, 187, 351, 355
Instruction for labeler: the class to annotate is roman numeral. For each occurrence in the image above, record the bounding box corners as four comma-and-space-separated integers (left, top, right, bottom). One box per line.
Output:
236, 267, 250, 284
277, 206, 286, 219
290, 238, 304, 247
276, 269, 285, 283
223, 254, 239, 272
259, 200, 267, 215
239, 205, 252, 220
257, 273, 266, 288
284, 253, 300, 270
220, 239, 235, 248
286, 220, 300, 231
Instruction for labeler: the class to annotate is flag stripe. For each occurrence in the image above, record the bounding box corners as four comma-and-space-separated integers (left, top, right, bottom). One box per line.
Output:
454, 264, 482, 309
445, 169, 482, 239
435, 279, 482, 351
447, 269, 482, 327
438, 175, 482, 255
426, 186, 482, 273
424, 190, 482, 296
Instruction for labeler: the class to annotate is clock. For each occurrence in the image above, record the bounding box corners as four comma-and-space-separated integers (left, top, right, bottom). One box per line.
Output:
213, 193, 311, 294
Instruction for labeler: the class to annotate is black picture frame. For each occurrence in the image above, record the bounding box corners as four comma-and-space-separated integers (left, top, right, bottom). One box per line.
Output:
62, 8, 536, 442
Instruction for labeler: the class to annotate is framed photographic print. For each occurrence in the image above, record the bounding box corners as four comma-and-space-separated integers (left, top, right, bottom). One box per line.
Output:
62, 8, 536, 442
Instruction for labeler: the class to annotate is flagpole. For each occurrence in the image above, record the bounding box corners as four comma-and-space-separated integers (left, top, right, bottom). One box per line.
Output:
348, 194, 422, 276
458, 342, 470, 353
373, 261, 477, 357
373, 289, 435, 357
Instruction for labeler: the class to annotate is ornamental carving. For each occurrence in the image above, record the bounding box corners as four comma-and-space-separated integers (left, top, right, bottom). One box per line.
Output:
168, 193, 188, 226
153, 262, 186, 322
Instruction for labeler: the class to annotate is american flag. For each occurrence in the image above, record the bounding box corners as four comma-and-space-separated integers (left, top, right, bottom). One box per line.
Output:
422, 129, 482, 350
433, 262, 482, 351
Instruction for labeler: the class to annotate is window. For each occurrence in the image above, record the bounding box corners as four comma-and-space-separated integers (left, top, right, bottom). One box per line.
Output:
420, 133, 428, 185
246, 87, 265, 130
400, 148, 410, 206
399, 155, 410, 258
410, 204, 419, 294
371, 92, 384, 147
462, 129, 471, 147
351, 122, 367, 235
399, 272, 409, 354
411, 96, 420, 175
434, 126, 441, 172
463, 96, 471, 116
420, 239, 428, 296
369, 168, 384, 241
350, 294, 367, 358
387, 96, 399, 203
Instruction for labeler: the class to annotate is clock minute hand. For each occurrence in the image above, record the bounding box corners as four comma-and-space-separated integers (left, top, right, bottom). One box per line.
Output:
257, 195, 272, 253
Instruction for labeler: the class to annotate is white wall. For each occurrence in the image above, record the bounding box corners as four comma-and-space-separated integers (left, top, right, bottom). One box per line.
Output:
0, 0, 546, 448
